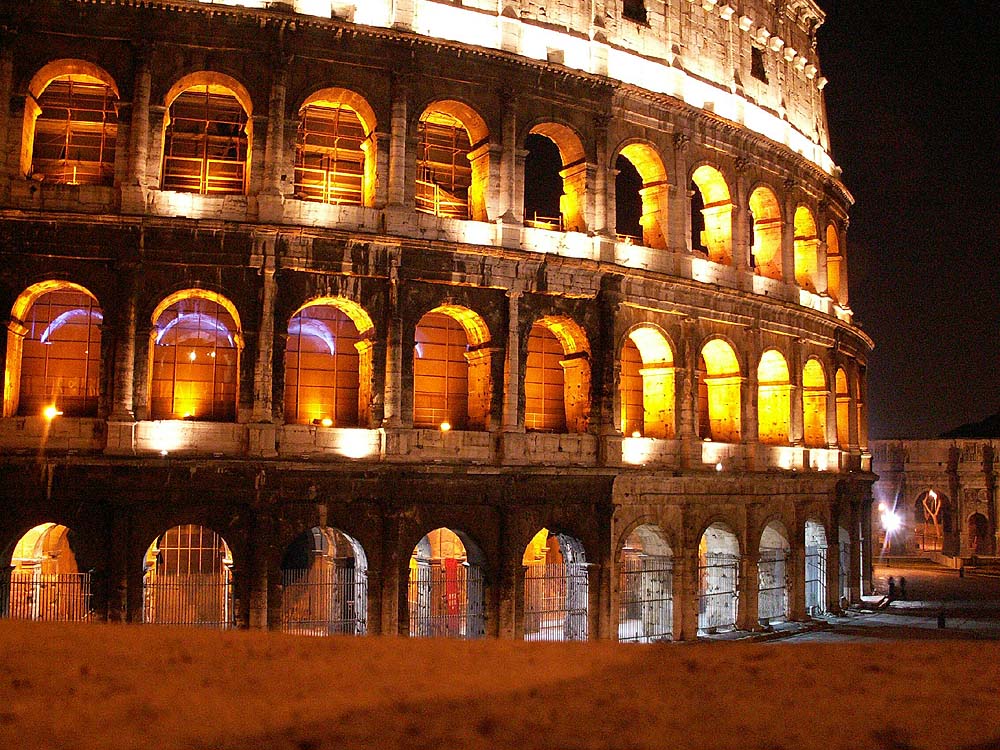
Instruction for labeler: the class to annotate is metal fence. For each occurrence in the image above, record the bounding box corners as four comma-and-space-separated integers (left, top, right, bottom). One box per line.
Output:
142, 570, 235, 629
524, 563, 589, 641
757, 548, 788, 622
281, 565, 367, 636
698, 552, 739, 631
805, 545, 828, 614
0, 572, 92, 621
408, 562, 485, 639
619, 555, 673, 643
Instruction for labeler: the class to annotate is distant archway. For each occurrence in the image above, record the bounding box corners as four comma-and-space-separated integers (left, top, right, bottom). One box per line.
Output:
523, 528, 588, 641
697, 339, 741, 442
690, 165, 733, 265
408, 527, 486, 639
805, 520, 828, 614
524, 317, 590, 434
3, 523, 91, 621
618, 524, 673, 643
758, 521, 789, 624
698, 522, 740, 632
748, 186, 782, 279
619, 326, 675, 438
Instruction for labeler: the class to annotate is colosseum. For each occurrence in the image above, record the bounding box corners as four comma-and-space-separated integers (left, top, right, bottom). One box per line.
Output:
0, 0, 874, 640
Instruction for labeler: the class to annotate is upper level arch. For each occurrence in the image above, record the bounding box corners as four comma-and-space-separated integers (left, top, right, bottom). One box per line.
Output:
615, 141, 668, 249
835, 366, 851, 449
415, 99, 490, 221
802, 357, 828, 449
619, 324, 675, 439
524, 121, 588, 233
697, 337, 742, 443
757, 348, 791, 445
793, 204, 819, 292
524, 315, 590, 434
825, 223, 844, 304
748, 184, 783, 280
689, 164, 733, 265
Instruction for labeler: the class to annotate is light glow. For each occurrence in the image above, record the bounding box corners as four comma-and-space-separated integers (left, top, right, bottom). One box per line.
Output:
42, 404, 63, 420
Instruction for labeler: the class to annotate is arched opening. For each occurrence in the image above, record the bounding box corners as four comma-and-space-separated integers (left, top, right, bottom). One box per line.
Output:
524, 317, 590, 434
150, 291, 241, 421
413, 306, 491, 431
835, 368, 850, 448
757, 349, 790, 445
793, 206, 819, 292
524, 123, 587, 232
280, 526, 368, 636
616, 143, 668, 249
284, 298, 374, 427
523, 528, 588, 641
757, 521, 790, 624
620, 327, 675, 438
838, 526, 851, 603
802, 358, 828, 448
142, 524, 234, 628
407, 528, 485, 639
690, 165, 733, 265
26, 68, 118, 185
623, 0, 647, 23
697, 339, 741, 443
826, 224, 843, 303
698, 522, 740, 632
913, 490, 945, 552
968, 513, 992, 556
805, 520, 828, 615
5, 282, 102, 418
416, 101, 489, 221
748, 186, 782, 279
161, 78, 251, 195
294, 89, 377, 206
618, 524, 672, 643
2, 523, 90, 621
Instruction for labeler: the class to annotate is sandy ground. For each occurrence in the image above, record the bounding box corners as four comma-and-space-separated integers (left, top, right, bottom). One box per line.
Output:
2, 619, 1000, 750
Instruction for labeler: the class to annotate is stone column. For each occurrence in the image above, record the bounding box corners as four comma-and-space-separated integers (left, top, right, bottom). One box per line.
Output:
259, 56, 289, 222
780, 189, 796, 286
667, 134, 690, 254
132, 324, 152, 421
0, 37, 16, 180
732, 162, 752, 286
502, 289, 523, 431
678, 317, 698, 467
105, 510, 130, 623
380, 511, 404, 636
387, 75, 409, 206
382, 248, 403, 426
788, 519, 807, 620
740, 546, 761, 630
825, 352, 839, 448
1, 319, 26, 418
122, 43, 152, 212
251, 234, 277, 423
677, 522, 701, 641
825, 527, 841, 611
145, 105, 167, 190
789, 341, 804, 446
498, 92, 520, 221
742, 346, 759, 450
247, 505, 271, 630
371, 131, 391, 208
593, 115, 612, 236
109, 267, 138, 421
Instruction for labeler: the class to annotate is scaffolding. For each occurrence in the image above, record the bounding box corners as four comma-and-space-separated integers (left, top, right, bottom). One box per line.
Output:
415, 113, 471, 219
294, 103, 366, 205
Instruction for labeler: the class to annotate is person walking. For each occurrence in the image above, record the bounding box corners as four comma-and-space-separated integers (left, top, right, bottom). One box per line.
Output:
887, 576, 896, 601
899, 576, 907, 600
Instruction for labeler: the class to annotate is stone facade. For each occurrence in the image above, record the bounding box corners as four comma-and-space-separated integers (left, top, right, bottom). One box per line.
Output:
0, 0, 874, 639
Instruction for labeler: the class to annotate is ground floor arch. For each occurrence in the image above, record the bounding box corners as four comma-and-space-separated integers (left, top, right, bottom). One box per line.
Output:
1, 522, 91, 621
142, 524, 234, 628
407, 527, 485, 639
698, 523, 740, 632
757, 521, 790, 624
805, 520, 828, 614
618, 524, 673, 642
523, 528, 589, 641
280, 526, 368, 636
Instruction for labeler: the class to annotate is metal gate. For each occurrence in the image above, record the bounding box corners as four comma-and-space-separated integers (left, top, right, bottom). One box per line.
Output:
805, 545, 828, 614
524, 563, 589, 641
0, 572, 92, 621
408, 561, 485, 639
619, 555, 673, 643
281, 565, 367, 636
142, 569, 235, 628
757, 548, 788, 622
698, 552, 739, 631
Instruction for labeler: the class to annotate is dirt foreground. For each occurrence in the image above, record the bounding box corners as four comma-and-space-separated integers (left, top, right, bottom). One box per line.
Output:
1, 620, 997, 749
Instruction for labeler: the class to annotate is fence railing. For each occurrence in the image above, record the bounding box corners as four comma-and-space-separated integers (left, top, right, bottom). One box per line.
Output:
408, 562, 485, 639
293, 165, 363, 206
142, 571, 234, 629
757, 548, 788, 622
281, 565, 367, 636
415, 179, 469, 219
619, 555, 673, 643
524, 562, 589, 641
805, 545, 828, 614
0, 572, 92, 621
162, 155, 246, 195
698, 552, 739, 631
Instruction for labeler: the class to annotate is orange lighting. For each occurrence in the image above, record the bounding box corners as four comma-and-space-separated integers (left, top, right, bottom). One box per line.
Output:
440, 421, 451, 432
321, 417, 333, 428
42, 404, 63, 420
631, 431, 641, 438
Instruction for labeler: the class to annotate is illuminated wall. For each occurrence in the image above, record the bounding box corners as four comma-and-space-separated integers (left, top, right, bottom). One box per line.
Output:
617, 143, 668, 249
748, 186, 782, 280
690, 165, 733, 265
698, 339, 741, 443
793, 206, 819, 293
620, 327, 675, 438
835, 368, 850, 449
525, 318, 590, 434
756, 349, 790, 446
826, 224, 843, 304
802, 358, 828, 448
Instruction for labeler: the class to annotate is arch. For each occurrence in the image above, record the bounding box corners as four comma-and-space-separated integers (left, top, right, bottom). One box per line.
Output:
698, 522, 740, 632
620, 325, 675, 438
284, 301, 370, 427
413, 305, 492, 431
407, 527, 486, 639
826, 223, 843, 303
142, 524, 235, 628
802, 357, 828, 448
295, 88, 377, 207
748, 185, 782, 279
4, 523, 91, 621
690, 165, 733, 265
523, 527, 589, 641
697, 338, 741, 443
525, 122, 588, 232
149, 290, 242, 421
758, 520, 790, 624
835, 367, 851, 448
793, 205, 819, 292
279, 526, 368, 635
23, 60, 119, 185
524, 316, 591, 434
416, 100, 490, 221
757, 349, 791, 445
161, 73, 252, 195
4, 280, 103, 418
804, 519, 828, 614
618, 523, 673, 642
967, 513, 992, 556
616, 142, 668, 249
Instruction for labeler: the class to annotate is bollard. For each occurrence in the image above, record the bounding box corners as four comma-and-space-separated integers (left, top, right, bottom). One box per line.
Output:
937, 611, 946, 628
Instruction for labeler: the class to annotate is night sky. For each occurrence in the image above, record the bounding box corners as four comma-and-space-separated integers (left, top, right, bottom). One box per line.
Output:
817, 1, 999, 439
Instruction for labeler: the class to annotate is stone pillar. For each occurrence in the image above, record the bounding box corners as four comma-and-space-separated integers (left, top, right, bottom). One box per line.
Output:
838, 222, 850, 307
122, 43, 152, 212
382, 249, 403, 426
825, 528, 841, 611
247, 115, 269, 196
780, 197, 796, 286
678, 530, 700, 641
109, 267, 138, 421
247, 506, 271, 630
251, 234, 277, 423
132, 324, 152, 421
498, 92, 520, 221
387, 76, 409, 206
145, 105, 166, 190
372, 131, 391, 208
678, 317, 699, 467
560, 161, 590, 233
262, 59, 288, 195
826, 353, 839, 448
789, 341, 804, 446
740, 546, 761, 630
380, 511, 403, 636
502, 289, 523, 431
742, 355, 758, 448
0, 38, 16, 180
593, 115, 611, 236
667, 134, 690, 254
788, 524, 807, 620
732, 165, 752, 284
1, 319, 26, 418
105, 510, 130, 622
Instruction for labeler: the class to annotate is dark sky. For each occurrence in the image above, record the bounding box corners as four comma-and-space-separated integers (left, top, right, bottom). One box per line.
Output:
817, 1, 999, 439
